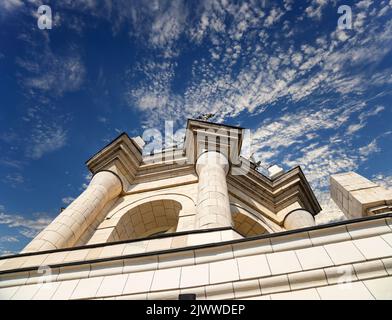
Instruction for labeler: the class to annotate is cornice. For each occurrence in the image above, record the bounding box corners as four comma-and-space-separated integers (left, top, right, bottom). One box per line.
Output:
84, 121, 321, 218
86, 133, 143, 188
227, 166, 321, 217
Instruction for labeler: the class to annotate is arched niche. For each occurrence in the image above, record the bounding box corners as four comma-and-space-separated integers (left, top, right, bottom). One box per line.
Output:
230, 204, 271, 237
233, 212, 268, 237
108, 199, 182, 241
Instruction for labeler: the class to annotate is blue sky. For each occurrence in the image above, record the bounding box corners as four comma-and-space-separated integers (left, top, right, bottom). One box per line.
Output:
0, 0, 391, 255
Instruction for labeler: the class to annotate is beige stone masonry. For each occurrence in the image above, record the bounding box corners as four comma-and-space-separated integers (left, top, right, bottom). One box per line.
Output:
331, 172, 392, 218
1, 247, 391, 300
86, 133, 143, 190
0, 216, 391, 274
22, 171, 122, 253
283, 209, 315, 230
195, 151, 232, 229
1, 214, 392, 300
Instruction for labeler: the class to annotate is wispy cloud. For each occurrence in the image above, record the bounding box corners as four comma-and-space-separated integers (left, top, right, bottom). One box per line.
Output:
245, 98, 389, 224
62, 196, 75, 205
2, 172, 25, 187
17, 51, 85, 97
26, 124, 67, 160
0, 131, 19, 144
17, 103, 70, 160
0, 235, 19, 243
0, 249, 18, 257
0, 158, 25, 169
250, 102, 388, 190
81, 172, 93, 190
120, 1, 392, 226
0, 208, 52, 239
305, 0, 329, 20
316, 195, 347, 225
372, 173, 392, 189
1, 0, 391, 230
121, 1, 392, 130
0, 0, 23, 12
347, 105, 385, 135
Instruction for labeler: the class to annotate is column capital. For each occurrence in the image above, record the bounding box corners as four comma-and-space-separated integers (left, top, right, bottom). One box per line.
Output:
86, 133, 142, 191
184, 119, 243, 168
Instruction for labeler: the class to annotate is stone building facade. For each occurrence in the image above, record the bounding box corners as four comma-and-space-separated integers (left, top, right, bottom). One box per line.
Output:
0, 119, 391, 300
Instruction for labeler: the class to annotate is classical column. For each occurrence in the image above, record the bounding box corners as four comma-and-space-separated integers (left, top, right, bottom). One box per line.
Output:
195, 151, 233, 229
22, 171, 122, 253
283, 209, 315, 230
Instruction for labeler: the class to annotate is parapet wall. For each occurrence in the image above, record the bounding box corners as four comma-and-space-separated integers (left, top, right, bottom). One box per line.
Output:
1, 213, 391, 300
331, 172, 392, 218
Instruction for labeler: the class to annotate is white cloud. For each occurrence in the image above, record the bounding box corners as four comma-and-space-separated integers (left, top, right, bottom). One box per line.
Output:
356, 0, 373, 9
149, 1, 188, 55
26, 125, 67, 159
359, 105, 385, 121
305, 0, 328, 20
0, 249, 18, 257
19, 53, 85, 97
252, 103, 363, 153
316, 194, 346, 225
347, 105, 385, 135
5, 0, 391, 229
346, 123, 365, 135
291, 52, 303, 66
3, 172, 24, 187
378, 5, 390, 16
359, 139, 380, 158
0, 0, 23, 11
284, 143, 359, 190
372, 173, 392, 189
264, 7, 284, 27
0, 158, 24, 169
124, 2, 392, 130
62, 196, 75, 205
284, 0, 294, 11
247, 97, 388, 199
97, 116, 108, 123
76, 0, 190, 58
0, 209, 52, 239
81, 172, 93, 190
28, 1, 387, 132
15, 23, 85, 98
0, 235, 19, 243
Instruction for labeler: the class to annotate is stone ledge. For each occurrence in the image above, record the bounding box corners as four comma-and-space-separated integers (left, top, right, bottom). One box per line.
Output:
0, 213, 391, 276
1, 234, 391, 292
1, 256, 391, 300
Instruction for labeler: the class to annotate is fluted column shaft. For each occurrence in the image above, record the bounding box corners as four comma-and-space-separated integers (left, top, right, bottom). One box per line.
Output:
22, 171, 122, 253
195, 151, 232, 229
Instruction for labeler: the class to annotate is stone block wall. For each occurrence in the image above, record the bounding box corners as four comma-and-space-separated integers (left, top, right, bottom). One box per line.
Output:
1, 215, 391, 300
331, 172, 392, 218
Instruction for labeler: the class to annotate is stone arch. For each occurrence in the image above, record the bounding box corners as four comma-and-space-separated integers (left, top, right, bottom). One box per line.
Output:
230, 204, 271, 237
108, 192, 196, 220
86, 193, 196, 244
109, 199, 182, 241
